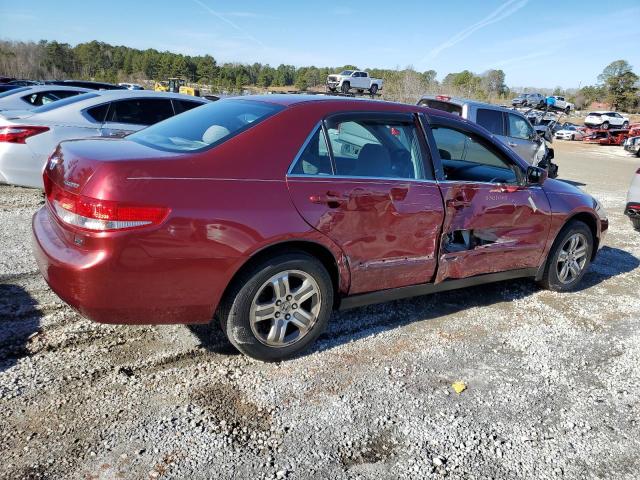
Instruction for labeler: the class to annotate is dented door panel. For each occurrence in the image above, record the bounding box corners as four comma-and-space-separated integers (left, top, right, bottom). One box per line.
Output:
435, 182, 552, 282
287, 177, 444, 294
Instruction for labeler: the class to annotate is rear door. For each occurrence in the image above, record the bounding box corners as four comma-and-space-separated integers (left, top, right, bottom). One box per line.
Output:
423, 116, 551, 282
100, 98, 174, 137
505, 112, 538, 164
287, 112, 445, 294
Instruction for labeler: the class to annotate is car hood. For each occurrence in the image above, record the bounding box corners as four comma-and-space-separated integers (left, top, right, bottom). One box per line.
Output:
543, 178, 588, 197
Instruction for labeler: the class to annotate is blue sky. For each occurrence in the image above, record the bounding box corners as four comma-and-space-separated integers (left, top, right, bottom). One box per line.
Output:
1, 0, 638, 88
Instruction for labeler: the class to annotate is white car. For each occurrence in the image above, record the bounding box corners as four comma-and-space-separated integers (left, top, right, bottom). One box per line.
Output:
118, 82, 144, 90
626, 169, 640, 231
326, 70, 384, 94
554, 125, 584, 140
584, 111, 630, 130
550, 96, 574, 113
0, 90, 209, 188
0, 85, 91, 111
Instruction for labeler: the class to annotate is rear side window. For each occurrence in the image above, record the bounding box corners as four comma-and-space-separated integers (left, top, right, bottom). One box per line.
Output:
290, 116, 428, 180
173, 99, 204, 114
418, 99, 462, 116
86, 103, 109, 123
32, 92, 99, 113
129, 99, 283, 152
476, 108, 504, 136
105, 99, 174, 126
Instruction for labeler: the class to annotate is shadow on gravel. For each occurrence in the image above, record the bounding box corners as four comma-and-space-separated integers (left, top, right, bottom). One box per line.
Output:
187, 246, 638, 360
187, 323, 240, 356
0, 283, 41, 372
575, 246, 639, 291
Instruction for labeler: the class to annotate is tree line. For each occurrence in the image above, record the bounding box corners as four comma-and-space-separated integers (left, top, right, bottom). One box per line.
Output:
0, 40, 637, 111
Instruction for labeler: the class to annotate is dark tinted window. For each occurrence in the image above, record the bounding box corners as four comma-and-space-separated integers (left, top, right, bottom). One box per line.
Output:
418, 99, 462, 116
129, 99, 283, 152
476, 109, 504, 136
32, 92, 99, 113
86, 103, 109, 122
173, 99, 204, 114
105, 98, 174, 125
290, 127, 332, 175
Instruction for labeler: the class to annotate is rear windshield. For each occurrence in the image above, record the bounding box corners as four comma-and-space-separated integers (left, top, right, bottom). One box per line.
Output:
32, 92, 99, 113
418, 99, 462, 116
0, 86, 30, 98
128, 99, 284, 153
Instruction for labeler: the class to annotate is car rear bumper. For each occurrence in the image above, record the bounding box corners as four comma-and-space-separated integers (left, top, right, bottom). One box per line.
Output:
32, 207, 239, 325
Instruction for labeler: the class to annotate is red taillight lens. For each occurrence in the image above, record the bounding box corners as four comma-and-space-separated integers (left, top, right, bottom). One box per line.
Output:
436, 95, 451, 101
46, 181, 169, 231
0, 126, 49, 143
390, 127, 401, 136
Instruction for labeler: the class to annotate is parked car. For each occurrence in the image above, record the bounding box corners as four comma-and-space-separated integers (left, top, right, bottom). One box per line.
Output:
584, 111, 630, 129
583, 129, 629, 145
6, 79, 42, 86
0, 90, 209, 188
417, 95, 549, 168
31, 95, 608, 361
326, 70, 383, 94
118, 83, 144, 90
44, 80, 126, 90
623, 136, 640, 156
555, 125, 584, 141
512, 93, 545, 108
625, 169, 640, 230
0, 85, 91, 111
549, 96, 574, 114
0, 84, 23, 94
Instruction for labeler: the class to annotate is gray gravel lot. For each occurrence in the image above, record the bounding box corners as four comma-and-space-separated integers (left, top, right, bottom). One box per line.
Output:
1, 140, 639, 480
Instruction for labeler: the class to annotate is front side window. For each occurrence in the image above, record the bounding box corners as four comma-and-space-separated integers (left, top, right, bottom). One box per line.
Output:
129, 99, 283, 152
290, 116, 428, 180
431, 126, 518, 184
507, 113, 534, 140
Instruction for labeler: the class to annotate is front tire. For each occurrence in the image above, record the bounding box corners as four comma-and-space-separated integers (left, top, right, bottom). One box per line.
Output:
341, 82, 350, 94
565, 106, 571, 114
219, 252, 334, 361
632, 218, 640, 231
370, 84, 378, 94
623, 121, 629, 129
538, 221, 593, 292
601, 121, 609, 130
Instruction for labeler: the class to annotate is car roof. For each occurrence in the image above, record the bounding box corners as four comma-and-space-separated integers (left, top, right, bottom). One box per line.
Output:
2, 85, 92, 95
89, 90, 210, 101
418, 94, 522, 115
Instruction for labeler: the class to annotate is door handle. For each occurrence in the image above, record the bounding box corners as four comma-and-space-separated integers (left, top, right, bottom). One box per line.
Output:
309, 191, 346, 208
508, 142, 517, 147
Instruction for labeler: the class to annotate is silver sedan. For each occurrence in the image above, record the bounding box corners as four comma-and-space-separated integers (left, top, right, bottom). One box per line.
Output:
0, 85, 91, 111
0, 90, 209, 188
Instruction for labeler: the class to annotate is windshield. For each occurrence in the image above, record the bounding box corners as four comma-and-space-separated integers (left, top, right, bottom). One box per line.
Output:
0, 86, 30, 99
340, 70, 354, 76
128, 99, 284, 153
32, 92, 99, 113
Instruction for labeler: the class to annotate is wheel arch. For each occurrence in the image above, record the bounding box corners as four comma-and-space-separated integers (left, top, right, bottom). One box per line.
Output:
218, 240, 345, 314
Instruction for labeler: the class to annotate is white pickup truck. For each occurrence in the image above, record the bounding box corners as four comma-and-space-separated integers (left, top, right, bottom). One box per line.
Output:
550, 96, 574, 113
326, 70, 383, 94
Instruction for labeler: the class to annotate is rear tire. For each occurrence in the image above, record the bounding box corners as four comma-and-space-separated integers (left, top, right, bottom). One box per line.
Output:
601, 121, 609, 130
632, 218, 640, 231
538, 221, 593, 292
565, 106, 571, 114
370, 84, 378, 95
218, 252, 334, 361
623, 121, 629, 129
341, 82, 350, 94
571, 134, 575, 141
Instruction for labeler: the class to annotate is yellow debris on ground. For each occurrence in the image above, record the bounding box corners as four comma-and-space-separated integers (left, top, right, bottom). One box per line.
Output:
452, 381, 467, 394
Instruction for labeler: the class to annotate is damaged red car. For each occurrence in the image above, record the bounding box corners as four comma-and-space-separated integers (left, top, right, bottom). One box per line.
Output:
32, 96, 608, 360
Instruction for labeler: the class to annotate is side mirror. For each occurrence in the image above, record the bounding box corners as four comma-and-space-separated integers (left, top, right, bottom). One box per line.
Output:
526, 165, 547, 186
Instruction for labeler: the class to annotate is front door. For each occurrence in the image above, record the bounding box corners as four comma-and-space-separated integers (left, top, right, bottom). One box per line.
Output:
505, 112, 539, 164
287, 113, 445, 294
426, 120, 552, 282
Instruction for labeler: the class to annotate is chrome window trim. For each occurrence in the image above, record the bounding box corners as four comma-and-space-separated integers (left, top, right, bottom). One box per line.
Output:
287, 173, 439, 185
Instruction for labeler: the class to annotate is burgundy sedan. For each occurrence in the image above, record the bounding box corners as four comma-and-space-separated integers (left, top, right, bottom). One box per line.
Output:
32, 96, 608, 360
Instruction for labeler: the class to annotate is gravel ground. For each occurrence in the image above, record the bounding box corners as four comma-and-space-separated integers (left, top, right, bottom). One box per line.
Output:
1, 140, 639, 480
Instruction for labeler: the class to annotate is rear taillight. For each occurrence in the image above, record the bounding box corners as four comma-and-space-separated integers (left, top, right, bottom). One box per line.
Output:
436, 95, 451, 101
46, 181, 169, 231
0, 126, 49, 143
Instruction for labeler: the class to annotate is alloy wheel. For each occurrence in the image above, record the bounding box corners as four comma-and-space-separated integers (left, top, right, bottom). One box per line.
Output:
556, 233, 588, 284
249, 269, 322, 347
